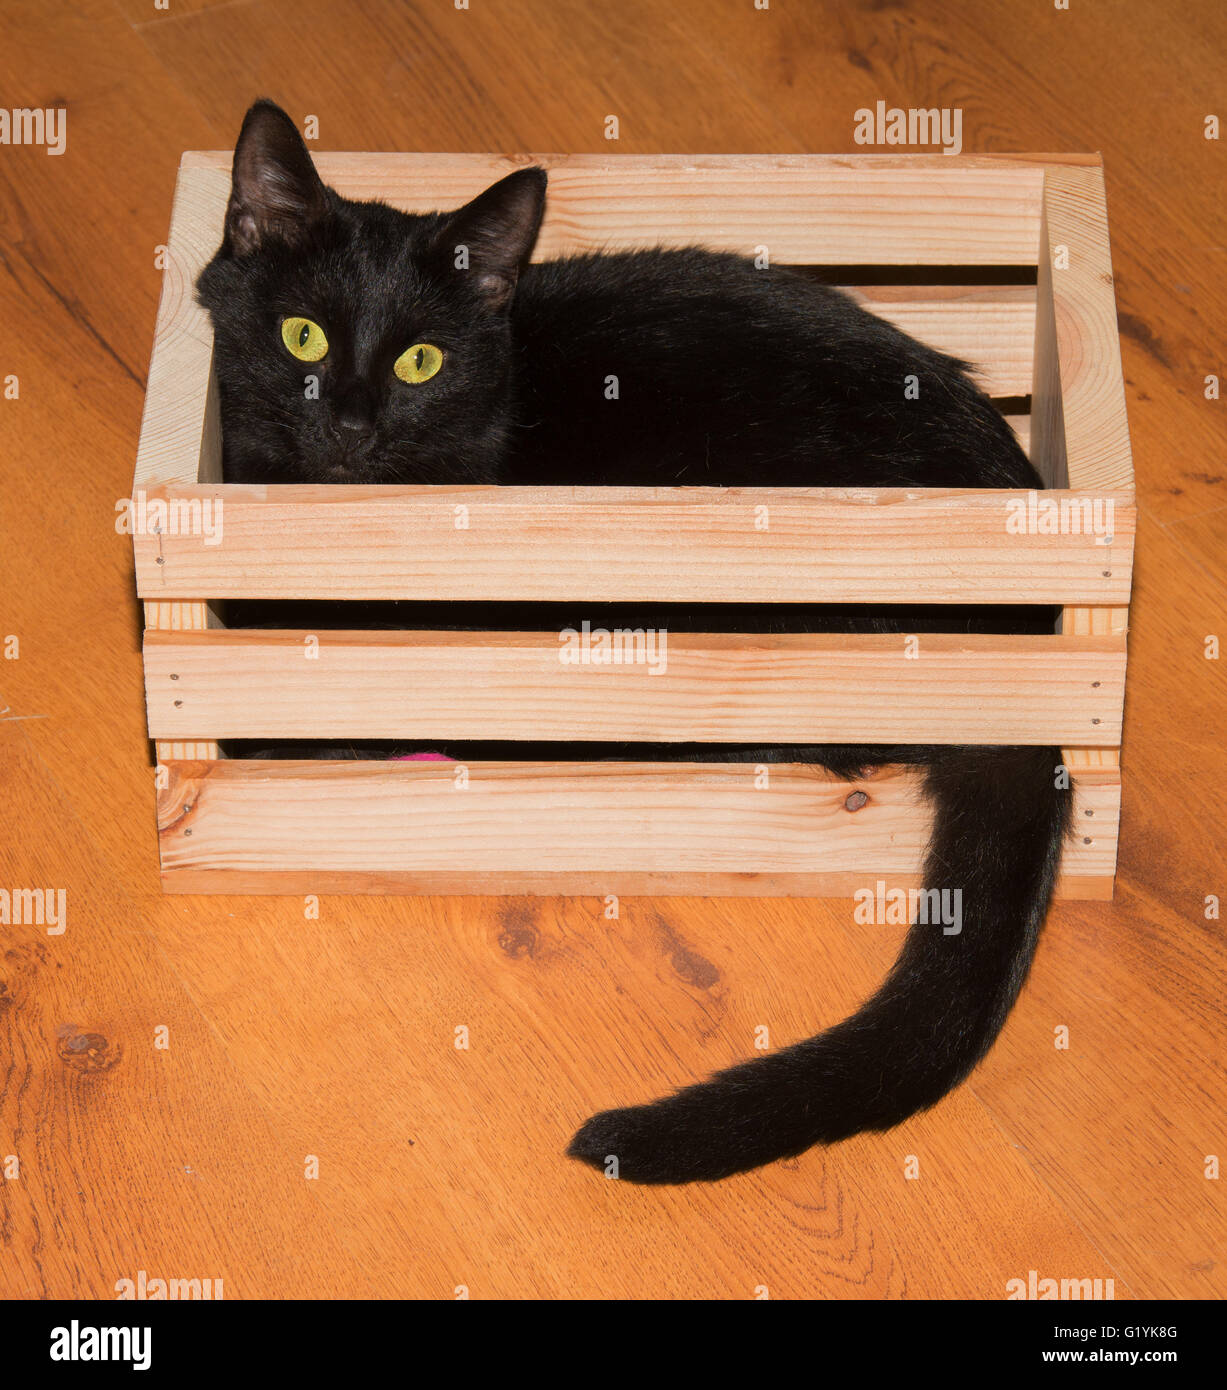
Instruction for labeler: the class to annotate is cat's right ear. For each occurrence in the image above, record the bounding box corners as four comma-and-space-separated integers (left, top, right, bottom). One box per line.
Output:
222, 99, 329, 257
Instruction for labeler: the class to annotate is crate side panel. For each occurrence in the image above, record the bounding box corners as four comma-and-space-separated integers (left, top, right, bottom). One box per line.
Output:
1039, 165, 1132, 800
1029, 194, 1068, 488
133, 167, 228, 490
1043, 165, 1134, 494
178, 152, 1044, 265
143, 630, 1127, 746
156, 759, 1119, 898
133, 486, 1135, 605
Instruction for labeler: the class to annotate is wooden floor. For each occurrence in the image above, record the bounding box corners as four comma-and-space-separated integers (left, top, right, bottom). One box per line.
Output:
1, 0, 1224, 1299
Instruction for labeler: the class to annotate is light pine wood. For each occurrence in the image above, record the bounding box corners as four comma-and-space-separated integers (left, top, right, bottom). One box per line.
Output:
1029, 195, 1067, 489
154, 759, 1120, 898
1041, 165, 1134, 496
183, 150, 1048, 266
134, 169, 226, 760
132, 485, 1135, 604
132, 168, 226, 490
850, 283, 1036, 398
142, 628, 1127, 746
1031, 163, 1134, 782
1003, 414, 1030, 454
144, 600, 223, 762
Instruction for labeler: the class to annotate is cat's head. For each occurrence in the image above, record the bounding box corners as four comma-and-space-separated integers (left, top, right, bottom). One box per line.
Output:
196, 100, 546, 484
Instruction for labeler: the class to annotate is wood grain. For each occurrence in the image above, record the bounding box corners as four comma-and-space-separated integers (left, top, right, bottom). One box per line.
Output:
851, 283, 1036, 398
152, 758, 1120, 897
0, 727, 373, 1299
131, 484, 1136, 605
132, 170, 224, 491
182, 149, 1048, 265
142, 628, 1127, 745
1042, 164, 1135, 496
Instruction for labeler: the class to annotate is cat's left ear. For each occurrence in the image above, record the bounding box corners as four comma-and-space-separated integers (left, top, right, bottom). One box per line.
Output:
430, 168, 547, 310
223, 99, 329, 256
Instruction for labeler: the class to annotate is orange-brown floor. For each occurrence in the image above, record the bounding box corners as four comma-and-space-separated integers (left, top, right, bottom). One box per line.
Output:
1, 0, 1223, 1298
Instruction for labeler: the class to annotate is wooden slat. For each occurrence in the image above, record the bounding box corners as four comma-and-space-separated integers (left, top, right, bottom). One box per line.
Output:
132, 167, 226, 489
180, 152, 1045, 266
155, 759, 1120, 899
132, 485, 1135, 605
143, 629, 1126, 746
849, 284, 1036, 397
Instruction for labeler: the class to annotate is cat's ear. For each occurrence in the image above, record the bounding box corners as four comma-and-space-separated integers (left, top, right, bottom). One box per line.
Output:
430, 168, 547, 310
223, 99, 329, 257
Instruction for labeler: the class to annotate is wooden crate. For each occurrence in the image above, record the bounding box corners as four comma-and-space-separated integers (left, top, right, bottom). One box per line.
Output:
132, 152, 1132, 898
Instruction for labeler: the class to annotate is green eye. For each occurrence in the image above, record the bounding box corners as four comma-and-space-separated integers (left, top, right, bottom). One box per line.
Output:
281, 316, 328, 362
394, 342, 443, 384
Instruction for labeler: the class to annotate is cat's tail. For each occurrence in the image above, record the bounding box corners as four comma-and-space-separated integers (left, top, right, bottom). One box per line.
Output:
567, 745, 1072, 1183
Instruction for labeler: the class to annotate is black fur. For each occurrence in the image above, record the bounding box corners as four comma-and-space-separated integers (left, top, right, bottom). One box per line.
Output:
199, 100, 1073, 1184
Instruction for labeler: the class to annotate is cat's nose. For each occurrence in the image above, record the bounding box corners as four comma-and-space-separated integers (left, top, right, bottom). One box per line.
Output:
330, 413, 376, 452
331, 382, 376, 443
335, 414, 373, 440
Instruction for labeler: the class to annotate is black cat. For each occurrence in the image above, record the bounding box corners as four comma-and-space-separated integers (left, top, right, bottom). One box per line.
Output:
198, 100, 1071, 1184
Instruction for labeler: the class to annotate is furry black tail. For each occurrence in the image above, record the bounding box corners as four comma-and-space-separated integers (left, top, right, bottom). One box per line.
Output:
568, 745, 1072, 1184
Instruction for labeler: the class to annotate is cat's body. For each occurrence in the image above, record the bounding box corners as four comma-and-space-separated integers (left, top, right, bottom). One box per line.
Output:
506, 249, 1033, 491
198, 101, 1071, 1184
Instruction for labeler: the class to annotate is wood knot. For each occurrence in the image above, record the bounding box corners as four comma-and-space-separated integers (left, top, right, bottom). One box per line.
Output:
652, 912, 720, 990
496, 902, 539, 959
498, 928, 537, 959
56, 1027, 123, 1074
844, 790, 870, 812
